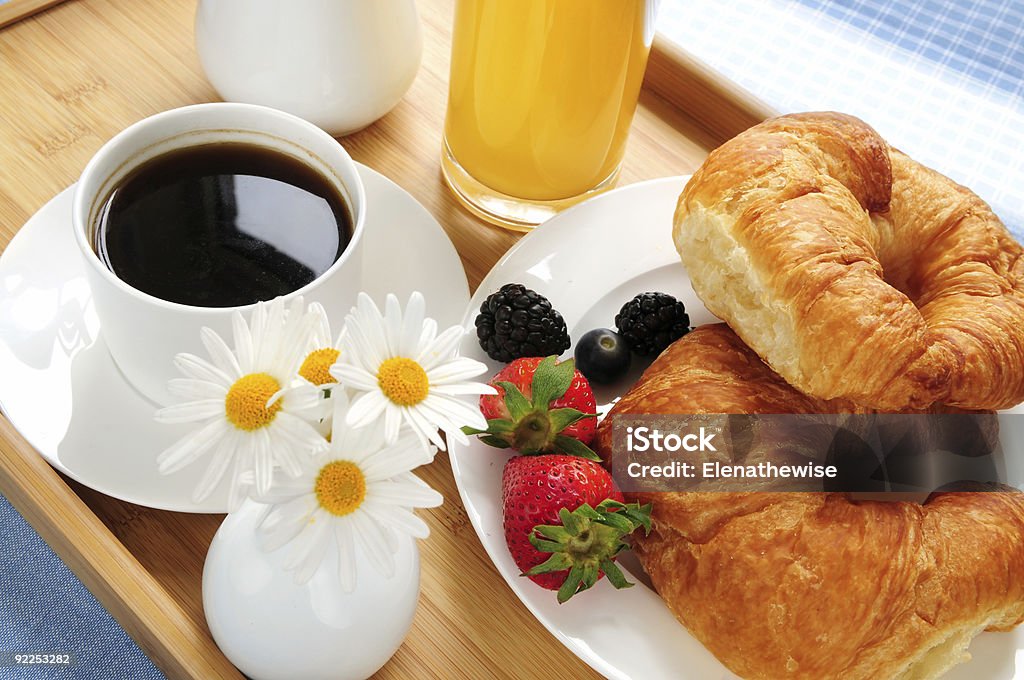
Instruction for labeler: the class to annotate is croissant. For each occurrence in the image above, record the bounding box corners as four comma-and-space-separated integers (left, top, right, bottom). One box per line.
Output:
673, 112, 1024, 411
594, 325, 1024, 680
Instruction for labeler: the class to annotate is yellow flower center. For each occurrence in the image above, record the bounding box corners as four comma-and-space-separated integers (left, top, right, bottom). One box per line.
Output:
377, 357, 429, 406
315, 460, 366, 516
224, 373, 282, 431
299, 347, 340, 386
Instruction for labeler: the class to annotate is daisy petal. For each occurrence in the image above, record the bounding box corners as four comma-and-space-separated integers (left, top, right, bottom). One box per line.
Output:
332, 421, 385, 466
346, 390, 390, 429
273, 412, 329, 457
426, 357, 491, 385
429, 382, 497, 396
368, 481, 443, 508
258, 497, 317, 550
281, 382, 324, 416
399, 292, 427, 357
157, 419, 229, 473
383, 293, 404, 357
365, 503, 431, 539
308, 302, 332, 349
381, 524, 399, 553
350, 294, 388, 366
329, 363, 378, 391
403, 405, 439, 442
253, 428, 273, 495
417, 318, 438, 352
353, 513, 395, 578
191, 429, 239, 503
383, 403, 403, 444
285, 517, 330, 584
174, 353, 232, 386
404, 406, 448, 451
265, 429, 305, 479
167, 378, 227, 401
254, 475, 310, 504
200, 326, 242, 379
227, 444, 254, 511
280, 301, 321, 376
425, 393, 488, 432
334, 520, 357, 592
415, 399, 473, 447
232, 310, 254, 373
154, 399, 224, 424
361, 441, 434, 480
416, 325, 464, 371
342, 323, 385, 374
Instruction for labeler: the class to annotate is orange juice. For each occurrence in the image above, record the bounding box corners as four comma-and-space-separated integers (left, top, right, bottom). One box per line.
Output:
444, 0, 653, 207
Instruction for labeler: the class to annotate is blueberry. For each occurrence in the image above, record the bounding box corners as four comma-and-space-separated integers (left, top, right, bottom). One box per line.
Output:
574, 329, 631, 384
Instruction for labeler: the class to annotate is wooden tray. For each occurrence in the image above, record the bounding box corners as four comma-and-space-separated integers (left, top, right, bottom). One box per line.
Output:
0, 1, 773, 677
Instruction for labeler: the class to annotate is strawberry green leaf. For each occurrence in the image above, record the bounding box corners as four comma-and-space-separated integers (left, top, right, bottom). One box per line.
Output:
461, 425, 486, 435
479, 435, 511, 448
529, 500, 651, 603
559, 506, 582, 535
530, 356, 576, 408
532, 524, 571, 542
527, 536, 566, 553
553, 434, 602, 461
495, 381, 533, 421
557, 564, 585, 604
597, 510, 636, 535
525, 551, 573, 575
484, 418, 515, 434
597, 499, 653, 535
547, 408, 595, 434
580, 562, 600, 592
600, 559, 633, 590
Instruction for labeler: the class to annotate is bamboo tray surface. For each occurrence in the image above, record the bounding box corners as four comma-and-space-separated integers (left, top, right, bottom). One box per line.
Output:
0, 0, 772, 677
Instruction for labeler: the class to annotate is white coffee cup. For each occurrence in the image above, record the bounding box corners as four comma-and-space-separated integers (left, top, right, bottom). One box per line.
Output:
72, 102, 366, 406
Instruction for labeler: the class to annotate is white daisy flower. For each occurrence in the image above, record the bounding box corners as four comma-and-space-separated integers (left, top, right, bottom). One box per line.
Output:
330, 291, 494, 451
155, 297, 327, 508
253, 393, 443, 589
297, 301, 346, 390
288, 302, 346, 434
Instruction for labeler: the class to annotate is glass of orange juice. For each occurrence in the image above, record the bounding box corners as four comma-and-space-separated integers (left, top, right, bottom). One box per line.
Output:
442, 0, 657, 231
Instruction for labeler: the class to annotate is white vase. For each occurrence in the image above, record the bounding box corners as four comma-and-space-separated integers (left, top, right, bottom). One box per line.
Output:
203, 500, 421, 680
195, 0, 423, 136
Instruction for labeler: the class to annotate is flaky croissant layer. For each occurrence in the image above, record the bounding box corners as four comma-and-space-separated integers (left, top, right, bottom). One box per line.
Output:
674, 112, 1024, 411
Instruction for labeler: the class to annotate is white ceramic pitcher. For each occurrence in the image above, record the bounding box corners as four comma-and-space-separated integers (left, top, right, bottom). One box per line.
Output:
195, 0, 423, 136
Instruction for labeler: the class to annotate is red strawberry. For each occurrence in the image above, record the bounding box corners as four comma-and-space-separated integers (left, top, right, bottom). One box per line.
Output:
467, 356, 599, 459
501, 454, 651, 603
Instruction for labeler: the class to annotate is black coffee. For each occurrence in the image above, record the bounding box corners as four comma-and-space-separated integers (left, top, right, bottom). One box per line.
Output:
94, 143, 352, 307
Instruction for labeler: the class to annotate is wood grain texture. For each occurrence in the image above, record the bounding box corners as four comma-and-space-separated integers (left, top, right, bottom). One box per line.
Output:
0, 0, 69, 29
0, 0, 757, 677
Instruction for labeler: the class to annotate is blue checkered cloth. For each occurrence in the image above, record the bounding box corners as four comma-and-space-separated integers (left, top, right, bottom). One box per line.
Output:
0, 494, 163, 679
660, 0, 1024, 241
805, 0, 1024, 96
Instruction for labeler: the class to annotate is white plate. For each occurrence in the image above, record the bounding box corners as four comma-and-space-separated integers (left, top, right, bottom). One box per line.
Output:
448, 176, 1024, 680
0, 164, 469, 513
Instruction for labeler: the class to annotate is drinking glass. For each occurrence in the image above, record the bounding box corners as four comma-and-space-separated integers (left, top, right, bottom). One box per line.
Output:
442, 0, 658, 231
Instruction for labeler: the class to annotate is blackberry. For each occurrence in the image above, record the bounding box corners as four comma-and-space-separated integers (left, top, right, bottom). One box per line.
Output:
615, 292, 690, 356
475, 283, 570, 362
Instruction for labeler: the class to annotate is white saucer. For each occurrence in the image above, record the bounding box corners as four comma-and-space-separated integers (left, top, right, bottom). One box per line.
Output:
0, 164, 470, 513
